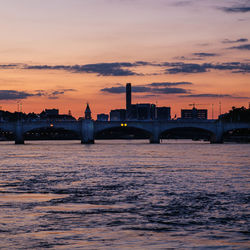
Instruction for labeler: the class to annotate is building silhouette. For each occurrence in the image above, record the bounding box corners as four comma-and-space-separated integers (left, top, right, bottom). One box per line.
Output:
97, 113, 109, 121
110, 109, 126, 121
181, 108, 207, 120
126, 83, 132, 119
85, 103, 92, 120
156, 107, 171, 120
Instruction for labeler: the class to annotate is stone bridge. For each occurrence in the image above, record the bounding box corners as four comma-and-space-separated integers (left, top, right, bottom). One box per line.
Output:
0, 119, 249, 144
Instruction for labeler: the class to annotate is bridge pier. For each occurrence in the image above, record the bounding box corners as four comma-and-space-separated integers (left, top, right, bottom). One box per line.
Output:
150, 135, 160, 144
210, 133, 223, 144
81, 119, 94, 144
210, 123, 224, 144
15, 121, 24, 144
150, 122, 160, 144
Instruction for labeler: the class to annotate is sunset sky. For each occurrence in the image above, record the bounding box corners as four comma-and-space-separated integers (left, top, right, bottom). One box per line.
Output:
0, 0, 250, 118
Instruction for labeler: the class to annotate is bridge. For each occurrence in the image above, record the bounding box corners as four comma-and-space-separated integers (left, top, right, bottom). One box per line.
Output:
0, 119, 249, 144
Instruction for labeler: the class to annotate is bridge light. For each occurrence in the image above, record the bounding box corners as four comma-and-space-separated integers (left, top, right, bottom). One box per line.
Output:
50, 124, 54, 127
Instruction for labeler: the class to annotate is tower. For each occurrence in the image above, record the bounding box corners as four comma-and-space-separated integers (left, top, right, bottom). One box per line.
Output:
126, 83, 131, 110
126, 83, 131, 119
85, 103, 91, 120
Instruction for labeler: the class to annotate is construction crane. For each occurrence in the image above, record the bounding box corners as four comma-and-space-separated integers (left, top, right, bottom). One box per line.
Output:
188, 103, 209, 109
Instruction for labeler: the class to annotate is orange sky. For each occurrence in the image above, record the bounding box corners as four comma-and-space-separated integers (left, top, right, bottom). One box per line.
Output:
0, 0, 249, 119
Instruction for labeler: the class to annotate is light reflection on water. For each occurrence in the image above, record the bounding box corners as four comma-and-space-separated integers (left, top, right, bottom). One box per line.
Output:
0, 140, 249, 249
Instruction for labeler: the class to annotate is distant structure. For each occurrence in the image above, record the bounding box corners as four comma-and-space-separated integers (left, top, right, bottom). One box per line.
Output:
44, 109, 59, 116
135, 103, 156, 120
98, 83, 171, 121
181, 108, 207, 120
125, 83, 171, 121
156, 107, 171, 120
97, 113, 109, 121
85, 103, 92, 120
39, 109, 75, 121
126, 83, 132, 119
110, 109, 126, 121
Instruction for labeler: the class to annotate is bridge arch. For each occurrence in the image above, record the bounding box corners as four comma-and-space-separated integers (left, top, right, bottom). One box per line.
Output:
159, 126, 214, 141
0, 127, 15, 141
23, 126, 80, 140
158, 122, 218, 142
95, 124, 152, 140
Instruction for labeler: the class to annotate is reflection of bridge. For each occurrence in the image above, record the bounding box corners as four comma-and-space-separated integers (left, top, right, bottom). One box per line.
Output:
0, 119, 249, 144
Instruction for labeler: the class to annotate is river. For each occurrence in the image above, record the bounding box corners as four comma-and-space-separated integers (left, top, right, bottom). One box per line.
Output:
0, 140, 249, 249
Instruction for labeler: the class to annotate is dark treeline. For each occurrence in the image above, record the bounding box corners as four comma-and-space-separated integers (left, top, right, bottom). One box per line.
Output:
0, 110, 76, 122
219, 106, 250, 122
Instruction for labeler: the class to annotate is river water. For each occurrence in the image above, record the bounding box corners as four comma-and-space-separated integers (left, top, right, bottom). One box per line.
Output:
0, 140, 249, 249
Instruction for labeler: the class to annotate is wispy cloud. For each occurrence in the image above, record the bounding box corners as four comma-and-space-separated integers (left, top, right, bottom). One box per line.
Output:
222, 38, 248, 44
165, 63, 208, 74
228, 44, 250, 50
180, 94, 249, 99
174, 56, 202, 61
149, 82, 192, 87
100, 81, 192, 95
172, 0, 193, 7
25, 63, 141, 76
1, 61, 250, 75
220, 6, 250, 13
174, 52, 218, 61
192, 52, 219, 57
164, 62, 250, 74
0, 90, 35, 100
0, 64, 21, 69
0, 89, 76, 101
135, 94, 160, 99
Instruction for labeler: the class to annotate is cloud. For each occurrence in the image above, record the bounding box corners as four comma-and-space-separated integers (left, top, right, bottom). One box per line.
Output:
164, 62, 250, 74
100, 82, 191, 95
149, 81, 192, 87
135, 94, 160, 99
100, 86, 125, 94
100, 79, 249, 98
192, 52, 219, 57
174, 52, 218, 61
25, 63, 140, 76
222, 38, 248, 43
174, 56, 202, 61
228, 44, 250, 50
74, 63, 138, 76
0, 64, 20, 69
180, 94, 249, 99
0, 89, 76, 101
172, 1, 193, 7
1, 61, 250, 76
37, 89, 76, 99
220, 6, 250, 13
133, 61, 155, 66
0, 90, 35, 100
101, 85, 151, 93
152, 87, 189, 94
165, 63, 208, 74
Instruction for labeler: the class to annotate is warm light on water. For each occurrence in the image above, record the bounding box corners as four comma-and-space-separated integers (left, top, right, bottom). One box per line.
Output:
0, 140, 249, 249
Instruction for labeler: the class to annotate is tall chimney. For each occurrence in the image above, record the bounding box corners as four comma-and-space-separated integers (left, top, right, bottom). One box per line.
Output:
126, 83, 131, 110
126, 83, 131, 119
